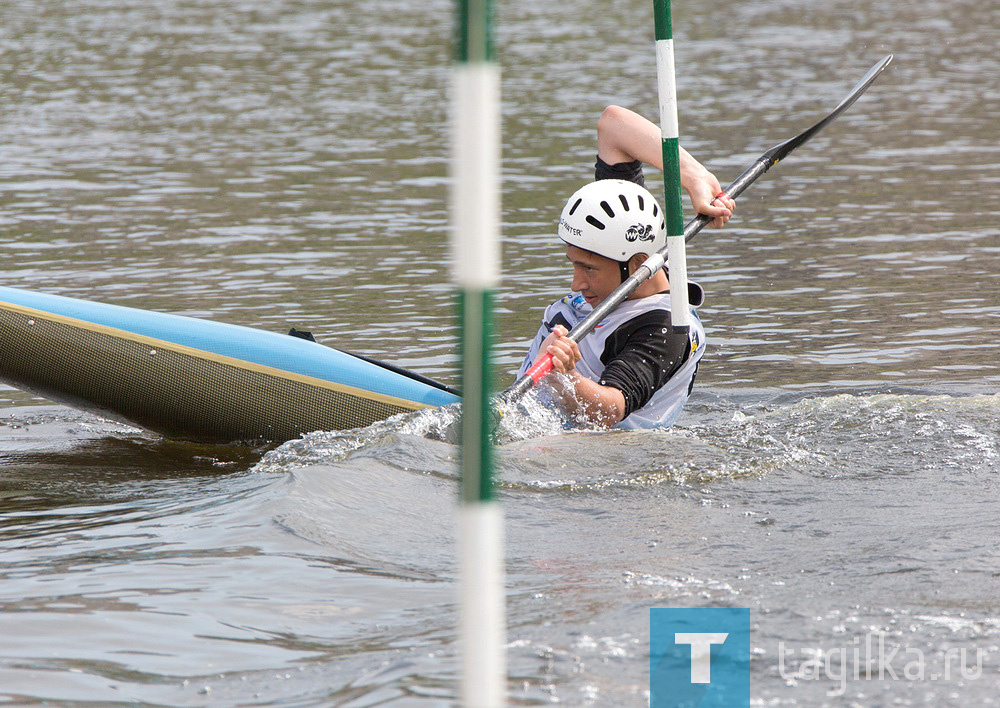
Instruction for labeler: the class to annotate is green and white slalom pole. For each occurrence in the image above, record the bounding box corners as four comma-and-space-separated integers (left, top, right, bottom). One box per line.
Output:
451, 0, 505, 705
653, 0, 691, 334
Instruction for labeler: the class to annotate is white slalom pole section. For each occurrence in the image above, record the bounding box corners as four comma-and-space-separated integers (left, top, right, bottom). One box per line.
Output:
452, 64, 501, 288
653, 5, 691, 330
458, 502, 505, 705
450, 0, 505, 704
655, 38, 680, 151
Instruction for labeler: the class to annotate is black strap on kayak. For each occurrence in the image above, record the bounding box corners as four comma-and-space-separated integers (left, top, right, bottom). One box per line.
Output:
286, 326, 459, 396
341, 350, 461, 396
287, 328, 317, 342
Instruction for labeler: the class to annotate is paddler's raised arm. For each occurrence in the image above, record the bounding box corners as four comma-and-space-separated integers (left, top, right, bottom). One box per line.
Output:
596, 104, 736, 229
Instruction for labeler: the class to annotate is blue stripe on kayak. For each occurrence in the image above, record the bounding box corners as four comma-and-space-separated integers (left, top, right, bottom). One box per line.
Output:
0, 286, 460, 409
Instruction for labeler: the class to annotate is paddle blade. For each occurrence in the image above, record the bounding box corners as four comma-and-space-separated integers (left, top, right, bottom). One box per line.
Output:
764, 54, 893, 165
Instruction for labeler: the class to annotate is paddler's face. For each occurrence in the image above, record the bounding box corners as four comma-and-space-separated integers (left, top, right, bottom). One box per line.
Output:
566, 245, 623, 308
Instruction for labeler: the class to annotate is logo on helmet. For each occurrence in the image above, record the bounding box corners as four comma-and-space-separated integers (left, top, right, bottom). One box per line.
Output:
625, 223, 655, 242
560, 218, 583, 238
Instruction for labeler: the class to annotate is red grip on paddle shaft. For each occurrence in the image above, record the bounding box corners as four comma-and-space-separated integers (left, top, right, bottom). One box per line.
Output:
525, 353, 554, 384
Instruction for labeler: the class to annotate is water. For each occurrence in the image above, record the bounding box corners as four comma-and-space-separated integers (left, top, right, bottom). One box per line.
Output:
1, 0, 998, 705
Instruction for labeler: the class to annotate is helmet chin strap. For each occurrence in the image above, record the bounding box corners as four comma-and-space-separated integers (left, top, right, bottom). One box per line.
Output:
619, 253, 666, 285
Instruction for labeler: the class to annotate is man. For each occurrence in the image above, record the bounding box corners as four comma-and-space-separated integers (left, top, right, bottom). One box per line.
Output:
517, 106, 736, 428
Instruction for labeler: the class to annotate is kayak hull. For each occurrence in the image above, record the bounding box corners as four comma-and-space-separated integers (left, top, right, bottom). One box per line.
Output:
0, 287, 459, 444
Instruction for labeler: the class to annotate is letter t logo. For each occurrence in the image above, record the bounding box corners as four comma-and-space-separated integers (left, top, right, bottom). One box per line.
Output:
674, 632, 729, 683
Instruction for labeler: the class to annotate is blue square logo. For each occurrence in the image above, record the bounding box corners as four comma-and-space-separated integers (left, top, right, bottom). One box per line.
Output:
650, 608, 751, 708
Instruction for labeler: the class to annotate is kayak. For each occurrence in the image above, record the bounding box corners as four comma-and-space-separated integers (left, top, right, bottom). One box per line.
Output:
0, 286, 460, 444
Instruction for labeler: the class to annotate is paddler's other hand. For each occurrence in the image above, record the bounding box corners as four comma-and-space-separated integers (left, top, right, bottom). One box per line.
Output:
537, 325, 581, 375
682, 163, 735, 229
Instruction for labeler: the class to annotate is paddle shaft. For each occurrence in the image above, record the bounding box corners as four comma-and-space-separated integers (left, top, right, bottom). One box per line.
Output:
502, 55, 893, 404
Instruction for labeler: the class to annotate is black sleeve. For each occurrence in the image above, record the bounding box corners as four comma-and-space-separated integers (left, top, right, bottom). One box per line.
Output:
595, 155, 646, 187
597, 312, 690, 418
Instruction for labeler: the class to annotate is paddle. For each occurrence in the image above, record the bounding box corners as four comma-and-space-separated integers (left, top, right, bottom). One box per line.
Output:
500, 54, 893, 405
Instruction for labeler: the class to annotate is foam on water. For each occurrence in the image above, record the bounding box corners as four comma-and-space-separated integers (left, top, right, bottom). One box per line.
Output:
253, 390, 1000, 497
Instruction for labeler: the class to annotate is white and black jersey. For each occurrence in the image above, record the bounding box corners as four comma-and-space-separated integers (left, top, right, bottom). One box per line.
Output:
517, 284, 706, 429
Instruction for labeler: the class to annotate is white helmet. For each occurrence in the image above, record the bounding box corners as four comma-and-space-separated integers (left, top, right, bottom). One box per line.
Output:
557, 179, 667, 262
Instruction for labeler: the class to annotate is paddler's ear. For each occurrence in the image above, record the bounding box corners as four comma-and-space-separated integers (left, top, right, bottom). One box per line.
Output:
627, 253, 646, 275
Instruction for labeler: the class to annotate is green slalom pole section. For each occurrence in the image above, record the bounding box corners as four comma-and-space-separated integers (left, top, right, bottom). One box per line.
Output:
451, 0, 505, 705
457, 289, 494, 502
653, 0, 691, 331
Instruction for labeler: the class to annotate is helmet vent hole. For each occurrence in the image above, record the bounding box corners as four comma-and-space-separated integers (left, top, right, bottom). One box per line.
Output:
568, 198, 582, 216
661, 219, 666, 231
637, 194, 645, 210
652, 204, 659, 218
585, 215, 606, 230
619, 195, 630, 211
600, 201, 615, 218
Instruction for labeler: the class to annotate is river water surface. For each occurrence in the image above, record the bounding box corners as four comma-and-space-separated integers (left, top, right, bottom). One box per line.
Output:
1, 0, 998, 705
